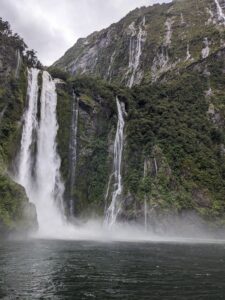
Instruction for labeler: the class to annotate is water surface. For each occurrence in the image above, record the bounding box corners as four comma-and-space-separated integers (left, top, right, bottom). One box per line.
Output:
0, 239, 225, 299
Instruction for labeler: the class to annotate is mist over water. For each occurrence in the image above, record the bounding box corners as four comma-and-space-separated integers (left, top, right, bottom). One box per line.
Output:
26, 214, 225, 245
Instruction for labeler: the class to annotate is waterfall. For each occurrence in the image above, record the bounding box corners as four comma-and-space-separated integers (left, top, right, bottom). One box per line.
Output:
0, 105, 7, 123
214, 0, 225, 23
35, 71, 65, 231
154, 157, 158, 176
144, 198, 148, 231
104, 97, 125, 227
68, 91, 79, 216
185, 43, 191, 61
15, 49, 22, 78
17, 68, 65, 235
127, 17, 146, 88
17, 68, 39, 190
201, 38, 210, 59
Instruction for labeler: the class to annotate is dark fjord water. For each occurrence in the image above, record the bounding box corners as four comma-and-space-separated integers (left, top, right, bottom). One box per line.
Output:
0, 239, 225, 299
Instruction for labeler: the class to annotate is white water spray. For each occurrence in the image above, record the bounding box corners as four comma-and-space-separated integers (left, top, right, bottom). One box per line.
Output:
17, 69, 65, 236
104, 97, 125, 227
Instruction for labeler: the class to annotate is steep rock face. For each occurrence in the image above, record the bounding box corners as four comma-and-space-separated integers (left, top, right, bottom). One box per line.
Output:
55, 77, 125, 217
0, 21, 38, 236
53, 51, 225, 224
0, 166, 38, 236
54, 0, 225, 86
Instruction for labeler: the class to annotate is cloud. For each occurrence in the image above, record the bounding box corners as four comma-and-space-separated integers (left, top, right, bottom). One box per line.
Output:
0, 0, 171, 65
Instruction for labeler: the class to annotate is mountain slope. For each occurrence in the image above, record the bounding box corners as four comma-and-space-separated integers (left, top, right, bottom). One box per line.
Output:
53, 47, 225, 226
53, 0, 225, 86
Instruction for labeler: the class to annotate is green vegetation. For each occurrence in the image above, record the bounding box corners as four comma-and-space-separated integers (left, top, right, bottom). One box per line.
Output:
53, 60, 225, 223
0, 18, 38, 236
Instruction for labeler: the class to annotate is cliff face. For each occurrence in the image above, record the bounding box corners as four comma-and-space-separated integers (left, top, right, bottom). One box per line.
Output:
53, 49, 225, 224
50, 0, 225, 224
0, 19, 38, 236
55, 77, 127, 217
54, 0, 225, 87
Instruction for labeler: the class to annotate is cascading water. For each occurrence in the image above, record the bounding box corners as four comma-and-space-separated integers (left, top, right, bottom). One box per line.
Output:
104, 97, 125, 227
214, 0, 225, 23
17, 68, 65, 236
144, 198, 148, 231
126, 17, 146, 88
17, 68, 39, 191
15, 49, 22, 78
68, 91, 79, 216
35, 71, 65, 231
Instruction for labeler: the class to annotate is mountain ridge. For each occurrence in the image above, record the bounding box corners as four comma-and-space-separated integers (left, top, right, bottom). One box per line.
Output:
53, 0, 225, 87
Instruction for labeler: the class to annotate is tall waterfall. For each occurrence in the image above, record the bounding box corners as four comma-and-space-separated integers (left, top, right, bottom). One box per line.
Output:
104, 97, 125, 227
17, 68, 65, 235
68, 91, 79, 216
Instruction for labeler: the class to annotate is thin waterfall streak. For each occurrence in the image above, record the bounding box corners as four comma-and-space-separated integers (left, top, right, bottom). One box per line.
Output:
214, 0, 225, 22
154, 158, 158, 175
127, 16, 146, 88
105, 173, 114, 203
104, 97, 125, 227
15, 49, 22, 78
69, 91, 79, 216
144, 198, 148, 231
0, 105, 7, 123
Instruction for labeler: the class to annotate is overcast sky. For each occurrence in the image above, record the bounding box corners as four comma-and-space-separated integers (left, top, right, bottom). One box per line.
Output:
0, 0, 171, 66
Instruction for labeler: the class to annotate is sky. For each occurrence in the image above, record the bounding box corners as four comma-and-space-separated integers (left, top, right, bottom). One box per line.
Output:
0, 0, 171, 66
